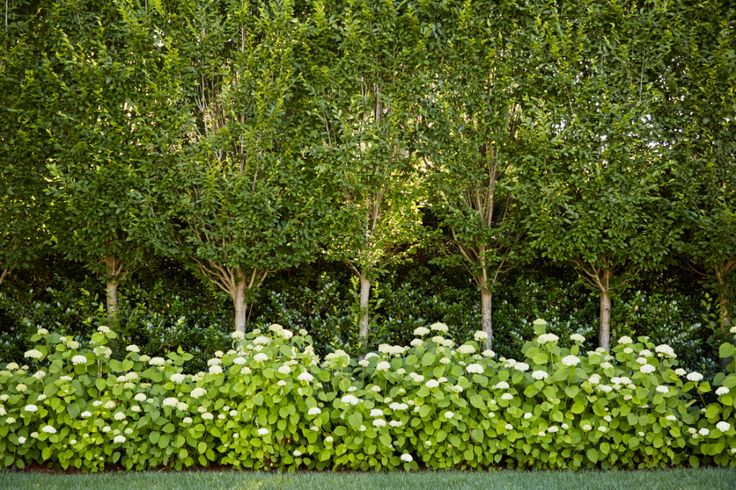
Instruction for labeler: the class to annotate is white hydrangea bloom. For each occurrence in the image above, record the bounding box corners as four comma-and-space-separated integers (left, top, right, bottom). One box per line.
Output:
370, 409, 384, 418
515, 362, 530, 372
482, 349, 495, 358
413, 326, 430, 336
598, 426, 607, 433
426, 379, 440, 389
208, 365, 223, 374
298, 372, 314, 383
601, 361, 613, 369
640, 364, 656, 374
341, 395, 360, 406
80, 411, 92, 418
655, 385, 669, 394
730, 325, 736, 334
409, 372, 425, 383
202, 412, 214, 421
253, 353, 268, 362
654, 344, 676, 358
444, 411, 454, 419
113, 412, 126, 421
536, 333, 559, 344
561, 355, 580, 367
162, 397, 179, 408
716, 421, 730, 432
588, 374, 601, 385
715, 386, 730, 396
548, 425, 559, 433
24, 404, 38, 412
24, 349, 43, 360
636, 357, 647, 365
257, 428, 269, 436
373, 418, 387, 428
598, 384, 613, 393
169, 373, 186, 384
524, 412, 532, 420
230, 331, 245, 341
308, 407, 321, 416
474, 331, 489, 341
698, 428, 710, 436
41, 425, 56, 434
277, 365, 291, 375
178, 402, 188, 411
494, 381, 510, 390
400, 453, 413, 462
389, 402, 408, 411
686, 372, 704, 382
430, 322, 449, 333
466, 363, 484, 375
501, 393, 514, 401
376, 361, 391, 372
617, 336, 633, 345
149, 357, 165, 367
71, 355, 87, 365
104, 401, 116, 410
665, 415, 677, 421
675, 368, 687, 376
532, 370, 549, 380
440, 357, 451, 365
18, 436, 26, 444
570, 333, 585, 343
581, 424, 592, 431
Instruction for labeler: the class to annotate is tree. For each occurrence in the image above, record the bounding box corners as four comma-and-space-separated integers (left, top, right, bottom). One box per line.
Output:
666, 1, 736, 336
521, 1, 682, 350
148, 0, 323, 332
418, 0, 542, 348
44, 0, 183, 324
309, 0, 426, 347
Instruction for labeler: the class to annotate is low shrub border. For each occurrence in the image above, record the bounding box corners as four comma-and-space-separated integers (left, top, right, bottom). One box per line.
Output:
1, 320, 734, 471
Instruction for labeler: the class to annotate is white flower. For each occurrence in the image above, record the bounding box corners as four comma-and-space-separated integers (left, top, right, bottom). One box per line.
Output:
37, 328, 49, 336
187, 388, 206, 401
162, 397, 179, 408
279, 329, 294, 340
570, 333, 585, 343
208, 365, 223, 374
133, 393, 147, 402
548, 425, 559, 433
514, 362, 530, 372
532, 370, 549, 380
536, 333, 559, 344
444, 411, 454, 419
341, 395, 360, 406
277, 380, 286, 387
505, 423, 513, 431
640, 364, 656, 374
501, 393, 514, 401
561, 355, 580, 367
466, 363, 484, 375
410, 339, 423, 347
6, 417, 16, 424
598, 426, 607, 433
698, 428, 710, 436
41, 425, 56, 434
655, 385, 669, 394
297, 372, 314, 383
18, 436, 26, 444
24, 404, 38, 412
482, 350, 495, 358
277, 365, 291, 375
149, 357, 165, 367
674, 368, 686, 376
400, 453, 413, 462
730, 325, 736, 334
524, 412, 532, 420
113, 435, 126, 444
202, 412, 214, 421
131, 405, 141, 413
617, 336, 633, 345
716, 421, 730, 432
474, 331, 489, 341
80, 411, 92, 418
389, 402, 408, 411
114, 412, 126, 421
458, 344, 475, 354
494, 381, 510, 390
104, 401, 116, 410
440, 357, 451, 365
598, 384, 613, 393
177, 402, 188, 411
390, 420, 403, 428
370, 409, 384, 417
371, 385, 382, 393
308, 407, 321, 416
430, 322, 449, 333
636, 357, 647, 365
716, 386, 730, 396
603, 415, 612, 422
686, 372, 703, 382
588, 373, 601, 385
581, 424, 592, 431
169, 373, 186, 384
655, 344, 676, 358
253, 353, 268, 362
376, 361, 391, 372
70, 355, 87, 366
601, 361, 613, 369
639, 349, 653, 357
665, 415, 677, 421
409, 373, 425, 383
413, 326, 430, 336
254, 335, 271, 346
257, 428, 269, 436
24, 349, 43, 360
231, 331, 245, 340
325, 436, 334, 443
426, 379, 440, 389
373, 418, 387, 428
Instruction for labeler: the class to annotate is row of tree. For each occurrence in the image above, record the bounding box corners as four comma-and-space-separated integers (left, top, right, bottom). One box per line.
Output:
1, 0, 734, 352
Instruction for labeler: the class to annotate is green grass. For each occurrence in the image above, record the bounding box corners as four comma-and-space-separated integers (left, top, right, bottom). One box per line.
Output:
1, 468, 735, 490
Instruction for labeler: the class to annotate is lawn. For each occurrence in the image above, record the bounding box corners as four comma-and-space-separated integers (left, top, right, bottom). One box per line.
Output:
1, 468, 735, 490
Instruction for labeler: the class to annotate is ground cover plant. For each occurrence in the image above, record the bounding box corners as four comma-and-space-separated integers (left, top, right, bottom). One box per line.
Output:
1, 320, 735, 472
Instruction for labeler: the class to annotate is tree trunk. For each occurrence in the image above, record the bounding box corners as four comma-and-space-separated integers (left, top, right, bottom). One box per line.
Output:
0, 268, 9, 286
358, 270, 371, 344
715, 261, 734, 333
232, 268, 247, 333
103, 256, 123, 327
598, 268, 612, 352
481, 287, 493, 350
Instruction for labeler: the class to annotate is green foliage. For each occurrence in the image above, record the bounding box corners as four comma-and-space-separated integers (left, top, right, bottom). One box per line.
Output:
1, 320, 734, 471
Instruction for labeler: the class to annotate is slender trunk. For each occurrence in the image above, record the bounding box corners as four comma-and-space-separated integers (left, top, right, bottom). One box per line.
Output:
358, 270, 371, 344
103, 256, 123, 327
232, 268, 247, 332
598, 268, 612, 352
0, 268, 9, 286
480, 286, 493, 350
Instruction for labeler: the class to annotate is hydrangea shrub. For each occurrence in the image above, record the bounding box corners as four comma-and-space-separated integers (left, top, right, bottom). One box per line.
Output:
1, 321, 734, 471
